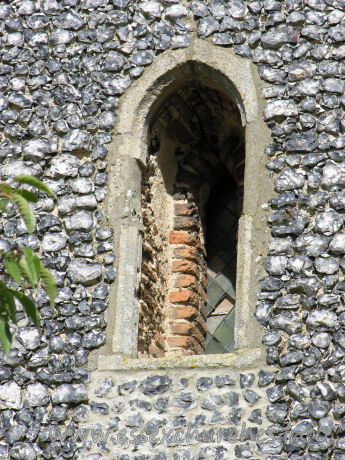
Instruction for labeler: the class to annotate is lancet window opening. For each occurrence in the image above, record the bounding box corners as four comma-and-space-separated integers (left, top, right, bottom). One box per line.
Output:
138, 80, 245, 358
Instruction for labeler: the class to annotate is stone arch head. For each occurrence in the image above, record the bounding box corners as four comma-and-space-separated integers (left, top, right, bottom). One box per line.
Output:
102, 39, 273, 359
114, 39, 261, 167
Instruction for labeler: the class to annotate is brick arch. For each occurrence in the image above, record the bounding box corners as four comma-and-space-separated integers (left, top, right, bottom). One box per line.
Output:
103, 40, 272, 358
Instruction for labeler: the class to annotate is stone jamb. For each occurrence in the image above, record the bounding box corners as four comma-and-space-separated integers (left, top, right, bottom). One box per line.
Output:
98, 39, 273, 363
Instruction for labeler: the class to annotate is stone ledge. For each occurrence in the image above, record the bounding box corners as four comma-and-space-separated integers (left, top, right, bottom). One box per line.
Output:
98, 347, 267, 371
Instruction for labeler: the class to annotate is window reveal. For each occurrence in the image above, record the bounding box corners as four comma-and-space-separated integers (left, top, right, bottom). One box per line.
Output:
138, 81, 245, 357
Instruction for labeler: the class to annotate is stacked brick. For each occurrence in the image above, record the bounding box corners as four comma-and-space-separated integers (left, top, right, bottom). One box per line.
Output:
167, 194, 208, 355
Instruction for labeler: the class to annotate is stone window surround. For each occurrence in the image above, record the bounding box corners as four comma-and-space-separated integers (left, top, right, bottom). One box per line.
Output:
93, 39, 273, 369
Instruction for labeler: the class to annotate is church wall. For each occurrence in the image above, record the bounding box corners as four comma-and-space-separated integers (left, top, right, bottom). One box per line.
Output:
0, 0, 344, 459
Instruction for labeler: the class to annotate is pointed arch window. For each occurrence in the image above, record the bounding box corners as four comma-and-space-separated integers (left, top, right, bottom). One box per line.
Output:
138, 81, 245, 357
100, 41, 272, 362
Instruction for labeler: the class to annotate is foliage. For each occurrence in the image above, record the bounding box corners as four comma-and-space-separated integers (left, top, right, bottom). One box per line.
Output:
0, 175, 57, 354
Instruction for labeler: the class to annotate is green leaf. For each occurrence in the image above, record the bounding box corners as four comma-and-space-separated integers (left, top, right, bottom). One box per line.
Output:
15, 189, 38, 203
0, 318, 12, 355
0, 184, 13, 195
18, 257, 36, 288
11, 192, 35, 234
24, 247, 39, 286
14, 175, 57, 200
0, 198, 9, 212
4, 260, 22, 285
40, 265, 56, 309
10, 290, 40, 327
0, 282, 17, 323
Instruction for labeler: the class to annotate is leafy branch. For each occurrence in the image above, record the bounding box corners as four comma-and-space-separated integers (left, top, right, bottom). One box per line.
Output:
0, 175, 57, 354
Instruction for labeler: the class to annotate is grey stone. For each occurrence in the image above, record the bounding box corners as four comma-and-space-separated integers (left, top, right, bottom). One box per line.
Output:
65, 210, 93, 232
225, 391, 239, 406
308, 399, 330, 419
27, 348, 48, 368
99, 111, 117, 129
313, 211, 343, 236
264, 256, 287, 275
262, 26, 298, 48
262, 331, 281, 346
255, 302, 272, 326
129, 51, 153, 66
321, 162, 345, 188
42, 233, 68, 252
16, 328, 41, 351
286, 130, 318, 152
154, 397, 169, 413
171, 35, 190, 49
307, 310, 338, 329
1, 160, 42, 180
125, 413, 143, 427
24, 383, 49, 407
166, 5, 189, 19
10, 443, 37, 460
52, 384, 88, 404
289, 333, 311, 350
280, 350, 303, 366
62, 129, 91, 152
140, 375, 172, 395
190, 0, 208, 17
47, 153, 80, 178
264, 100, 298, 120
50, 28, 74, 45
101, 75, 131, 95
174, 392, 196, 410
201, 392, 222, 410
228, 0, 247, 19
315, 256, 339, 274
71, 178, 94, 194
214, 374, 236, 387
329, 234, 345, 254
212, 32, 235, 46
197, 377, 213, 391
312, 332, 331, 349
75, 195, 98, 210
118, 380, 136, 395
67, 259, 102, 286
270, 311, 302, 335
60, 10, 84, 29
0, 382, 22, 409
140, 1, 163, 17
197, 16, 219, 38
275, 168, 305, 191
295, 233, 330, 257
243, 389, 260, 405
240, 373, 255, 388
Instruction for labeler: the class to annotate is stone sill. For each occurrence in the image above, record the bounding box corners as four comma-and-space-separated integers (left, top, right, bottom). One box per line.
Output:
98, 347, 266, 371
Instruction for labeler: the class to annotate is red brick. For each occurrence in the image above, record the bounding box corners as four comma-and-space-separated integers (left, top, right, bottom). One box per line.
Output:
170, 305, 197, 320
174, 216, 199, 230
169, 231, 197, 246
169, 321, 205, 345
169, 289, 197, 305
166, 336, 203, 355
174, 203, 196, 216
173, 246, 198, 261
172, 260, 199, 276
169, 306, 206, 333
174, 274, 197, 289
